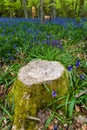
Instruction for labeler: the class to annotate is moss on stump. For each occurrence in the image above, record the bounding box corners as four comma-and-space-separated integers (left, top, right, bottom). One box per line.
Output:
8, 59, 69, 130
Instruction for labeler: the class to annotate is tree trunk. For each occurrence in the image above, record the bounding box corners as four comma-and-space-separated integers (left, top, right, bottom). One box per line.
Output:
53, 0, 56, 19
21, 0, 28, 18
59, 0, 66, 17
74, 0, 79, 17
40, 0, 44, 23
50, 0, 56, 19
79, 0, 85, 16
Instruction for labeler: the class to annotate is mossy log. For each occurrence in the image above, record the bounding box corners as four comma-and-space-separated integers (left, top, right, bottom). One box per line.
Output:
8, 59, 69, 130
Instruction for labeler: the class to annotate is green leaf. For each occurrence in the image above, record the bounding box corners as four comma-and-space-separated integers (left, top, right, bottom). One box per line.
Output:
65, 94, 69, 114
45, 112, 54, 129
0, 104, 12, 121
69, 97, 76, 117
42, 82, 50, 92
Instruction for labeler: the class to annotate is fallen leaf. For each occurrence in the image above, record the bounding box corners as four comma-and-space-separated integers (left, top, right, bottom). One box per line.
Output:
48, 124, 53, 130
75, 105, 81, 112
81, 124, 87, 130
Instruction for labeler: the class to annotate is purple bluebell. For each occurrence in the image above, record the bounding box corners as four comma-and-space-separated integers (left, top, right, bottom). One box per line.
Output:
27, 29, 31, 33
36, 41, 40, 44
52, 40, 60, 47
80, 74, 85, 80
68, 65, 73, 71
59, 43, 63, 49
52, 90, 57, 97
14, 44, 17, 49
34, 36, 36, 41
53, 125, 57, 130
42, 40, 45, 44
75, 59, 80, 67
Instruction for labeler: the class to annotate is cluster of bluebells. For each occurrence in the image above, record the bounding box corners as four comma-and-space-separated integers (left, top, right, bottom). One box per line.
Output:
68, 59, 85, 80
52, 40, 63, 49
68, 59, 80, 71
0, 17, 86, 28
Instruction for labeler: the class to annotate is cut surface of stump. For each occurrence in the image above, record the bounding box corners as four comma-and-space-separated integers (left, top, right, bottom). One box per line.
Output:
18, 60, 65, 86
8, 59, 69, 130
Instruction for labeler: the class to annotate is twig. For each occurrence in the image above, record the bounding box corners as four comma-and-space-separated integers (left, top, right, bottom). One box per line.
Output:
27, 115, 41, 122
75, 88, 87, 98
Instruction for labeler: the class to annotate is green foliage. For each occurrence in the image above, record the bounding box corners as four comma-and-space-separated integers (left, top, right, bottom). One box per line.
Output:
45, 112, 55, 129
0, 0, 87, 18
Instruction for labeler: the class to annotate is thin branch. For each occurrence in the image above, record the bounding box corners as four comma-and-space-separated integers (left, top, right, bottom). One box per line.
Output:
27, 115, 41, 122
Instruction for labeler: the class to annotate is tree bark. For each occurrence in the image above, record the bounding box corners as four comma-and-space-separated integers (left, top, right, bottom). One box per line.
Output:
79, 0, 85, 16
53, 0, 56, 19
40, 0, 44, 23
50, 0, 56, 19
21, 0, 28, 18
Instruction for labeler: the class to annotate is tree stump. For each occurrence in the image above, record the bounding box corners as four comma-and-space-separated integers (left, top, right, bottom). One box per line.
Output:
8, 59, 69, 130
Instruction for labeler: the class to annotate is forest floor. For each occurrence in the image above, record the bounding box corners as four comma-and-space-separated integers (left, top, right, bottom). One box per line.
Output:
37, 107, 87, 130
0, 86, 87, 130
0, 51, 87, 130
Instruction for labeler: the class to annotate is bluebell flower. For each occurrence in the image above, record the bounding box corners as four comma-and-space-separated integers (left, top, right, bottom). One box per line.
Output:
52, 90, 57, 97
80, 74, 85, 80
27, 29, 31, 33
36, 41, 40, 44
34, 36, 36, 41
52, 40, 60, 47
68, 65, 73, 71
75, 59, 80, 67
42, 40, 45, 44
59, 43, 63, 50
36, 30, 40, 35
14, 44, 17, 49
53, 125, 57, 130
